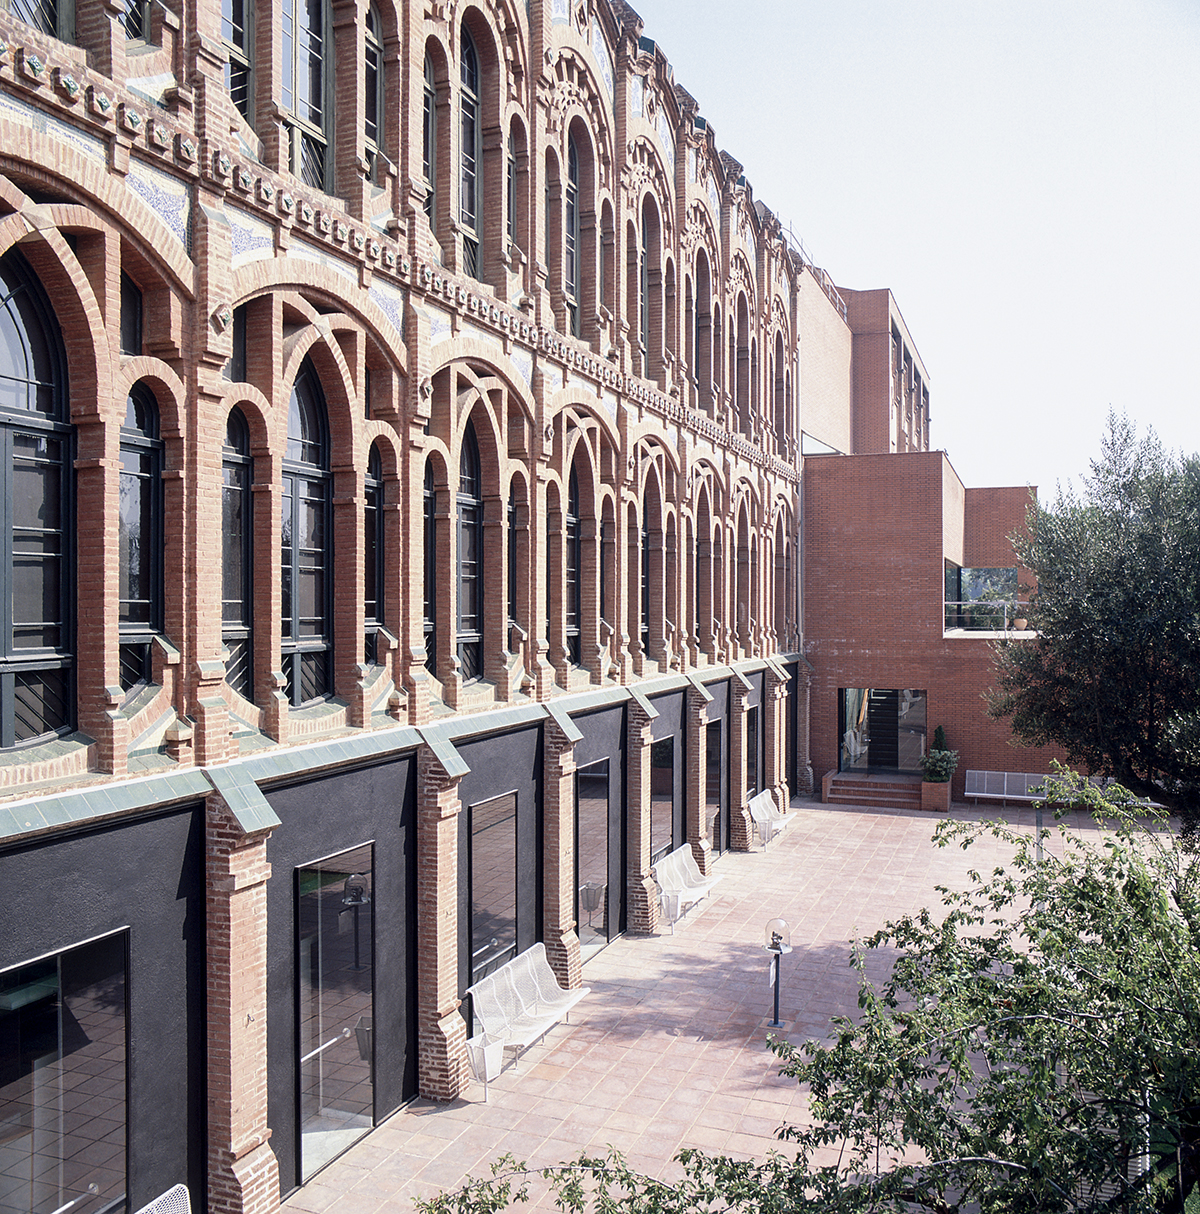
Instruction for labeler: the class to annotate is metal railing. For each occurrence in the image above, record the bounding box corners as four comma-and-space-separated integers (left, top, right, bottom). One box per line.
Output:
944, 600, 1026, 632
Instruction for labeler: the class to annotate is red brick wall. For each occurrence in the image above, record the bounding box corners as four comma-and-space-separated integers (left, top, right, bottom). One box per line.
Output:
797, 268, 852, 454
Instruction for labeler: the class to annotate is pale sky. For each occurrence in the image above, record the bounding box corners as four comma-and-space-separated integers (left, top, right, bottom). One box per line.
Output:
637, 0, 1200, 500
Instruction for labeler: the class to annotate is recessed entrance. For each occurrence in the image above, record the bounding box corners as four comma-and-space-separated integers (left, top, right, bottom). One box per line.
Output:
839, 688, 927, 774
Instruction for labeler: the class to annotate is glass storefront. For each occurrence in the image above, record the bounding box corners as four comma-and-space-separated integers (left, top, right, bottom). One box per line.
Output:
297, 844, 374, 1181
705, 719, 724, 854
469, 792, 518, 984
649, 738, 674, 864
0, 933, 127, 1214
575, 760, 609, 960
840, 688, 927, 774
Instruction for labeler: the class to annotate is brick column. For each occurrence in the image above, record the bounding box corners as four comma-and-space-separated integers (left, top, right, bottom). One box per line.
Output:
685, 678, 715, 875
730, 673, 753, 851
764, 662, 789, 816
416, 746, 468, 1101
206, 797, 280, 1214
626, 695, 659, 934
542, 716, 581, 989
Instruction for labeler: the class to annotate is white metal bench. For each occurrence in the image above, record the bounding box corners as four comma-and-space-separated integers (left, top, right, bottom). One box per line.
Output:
465, 943, 589, 1095
652, 843, 722, 930
747, 788, 793, 846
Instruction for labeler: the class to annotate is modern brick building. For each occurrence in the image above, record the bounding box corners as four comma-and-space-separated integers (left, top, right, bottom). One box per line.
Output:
0, 0, 1054, 1211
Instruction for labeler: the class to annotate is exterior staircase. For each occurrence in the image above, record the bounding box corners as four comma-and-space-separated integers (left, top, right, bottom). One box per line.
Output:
823, 771, 923, 811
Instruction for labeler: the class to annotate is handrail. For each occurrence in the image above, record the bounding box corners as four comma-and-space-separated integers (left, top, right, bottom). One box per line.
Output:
300, 1026, 352, 1064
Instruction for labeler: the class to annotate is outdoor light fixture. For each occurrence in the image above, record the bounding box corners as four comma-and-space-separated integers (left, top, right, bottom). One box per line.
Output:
764, 917, 792, 1029
342, 873, 372, 970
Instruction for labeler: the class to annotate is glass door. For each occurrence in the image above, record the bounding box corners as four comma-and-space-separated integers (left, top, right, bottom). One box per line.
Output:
575, 759, 609, 961
297, 843, 374, 1181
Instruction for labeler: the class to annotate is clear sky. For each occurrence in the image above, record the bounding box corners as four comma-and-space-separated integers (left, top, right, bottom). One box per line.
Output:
635, 0, 1200, 500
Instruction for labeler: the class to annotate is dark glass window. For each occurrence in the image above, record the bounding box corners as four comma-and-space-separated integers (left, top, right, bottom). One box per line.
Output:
639, 218, 650, 357
364, 5, 382, 181
223, 303, 248, 383
10, 0, 70, 41
640, 510, 650, 658
423, 461, 437, 676
565, 136, 580, 338
0, 933, 127, 1214
706, 718, 724, 854
281, 0, 329, 188
747, 706, 759, 795
118, 385, 162, 693
575, 759, 610, 956
422, 53, 437, 221
0, 252, 72, 747
119, 272, 142, 356
470, 792, 517, 982
222, 0, 253, 121
297, 844, 374, 1180
506, 484, 517, 628
506, 128, 516, 245
456, 422, 483, 682
281, 362, 331, 706
565, 465, 581, 665
650, 737, 674, 864
123, 0, 149, 38
363, 444, 383, 667
459, 28, 480, 278
222, 408, 253, 699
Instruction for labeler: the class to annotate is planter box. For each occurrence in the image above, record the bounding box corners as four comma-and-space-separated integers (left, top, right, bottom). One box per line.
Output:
921, 781, 952, 812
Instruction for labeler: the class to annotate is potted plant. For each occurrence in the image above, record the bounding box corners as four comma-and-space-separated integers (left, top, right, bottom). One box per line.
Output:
920, 725, 959, 812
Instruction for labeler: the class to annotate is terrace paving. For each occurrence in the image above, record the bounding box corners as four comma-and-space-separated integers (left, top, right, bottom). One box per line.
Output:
283, 797, 1085, 1213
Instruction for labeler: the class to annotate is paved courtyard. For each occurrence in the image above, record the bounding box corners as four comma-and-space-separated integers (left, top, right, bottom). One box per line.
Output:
283, 797, 1085, 1212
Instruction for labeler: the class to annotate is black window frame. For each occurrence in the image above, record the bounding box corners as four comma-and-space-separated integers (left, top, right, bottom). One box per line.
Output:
459, 26, 481, 279
280, 361, 332, 707
565, 464, 581, 666
0, 251, 73, 750
363, 443, 384, 668
221, 0, 254, 122
222, 407, 254, 699
456, 421, 484, 682
281, 0, 331, 189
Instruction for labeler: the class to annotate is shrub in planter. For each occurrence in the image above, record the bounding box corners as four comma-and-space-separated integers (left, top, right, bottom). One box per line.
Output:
920, 748, 959, 783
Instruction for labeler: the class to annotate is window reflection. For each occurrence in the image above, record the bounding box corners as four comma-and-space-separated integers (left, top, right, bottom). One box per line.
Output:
575, 760, 608, 959
470, 792, 517, 983
0, 933, 127, 1214
705, 720, 723, 854
649, 738, 674, 864
297, 843, 374, 1181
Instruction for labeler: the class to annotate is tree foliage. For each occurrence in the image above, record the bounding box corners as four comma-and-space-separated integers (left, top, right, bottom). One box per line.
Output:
419, 773, 1200, 1213
989, 413, 1200, 830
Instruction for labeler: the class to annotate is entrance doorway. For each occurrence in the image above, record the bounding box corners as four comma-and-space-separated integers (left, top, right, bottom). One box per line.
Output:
839, 688, 927, 774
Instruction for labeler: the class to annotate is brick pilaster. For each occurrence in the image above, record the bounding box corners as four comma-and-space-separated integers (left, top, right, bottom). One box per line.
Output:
416, 746, 468, 1101
625, 696, 658, 933
205, 796, 280, 1214
684, 679, 715, 875
542, 717, 581, 989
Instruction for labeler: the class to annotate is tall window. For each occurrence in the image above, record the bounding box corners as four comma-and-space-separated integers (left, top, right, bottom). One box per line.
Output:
506, 128, 517, 246
281, 362, 331, 705
470, 792, 517, 983
0, 253, 72, 748
364, 5, 383, 183
281, 0, 330, 188
118, 385, 163, 693
119, 272, 142, 356
0, 933, 128, 1213
639, 219, 650, 360
565, 465, 581, 665
363, 444, 383, 667
456, 422, 483, 681
640, 509, 650, 658
9, 0, 72, 41
422, 52, 437, 222
506, 483, 517, 628
565, 136, 581, 338
423, 461, 437, 676
459, 28, 481, 278
222, 0, 253, 121
223, 409, 253, 698
123, 0, 150, 39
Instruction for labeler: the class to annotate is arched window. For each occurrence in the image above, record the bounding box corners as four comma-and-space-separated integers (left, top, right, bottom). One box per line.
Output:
0, 252, 72, 747
423, 51, 438, 222
506, 128, 517, 247
565, 135, 581, 338
456, 422, 483, 680
364, 5, 383, 182
423, 460, 437, 676
222, 408, 253, 698
281, 0, 331, 188
459, 28, 481, 278
119, 385, 163, 692
221, 0, 253, 122
364, 443, 384, 666
281, 362, 331, 705
640, 507, 650, 659
507, 482, 518, 628
565, 465, 581, 665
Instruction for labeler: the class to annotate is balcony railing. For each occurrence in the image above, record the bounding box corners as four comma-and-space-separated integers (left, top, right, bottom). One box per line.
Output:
944, 600, 1027, 632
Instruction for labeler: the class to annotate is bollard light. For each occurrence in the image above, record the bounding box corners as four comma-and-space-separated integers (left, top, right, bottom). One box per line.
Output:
764, 917, 792, 1028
